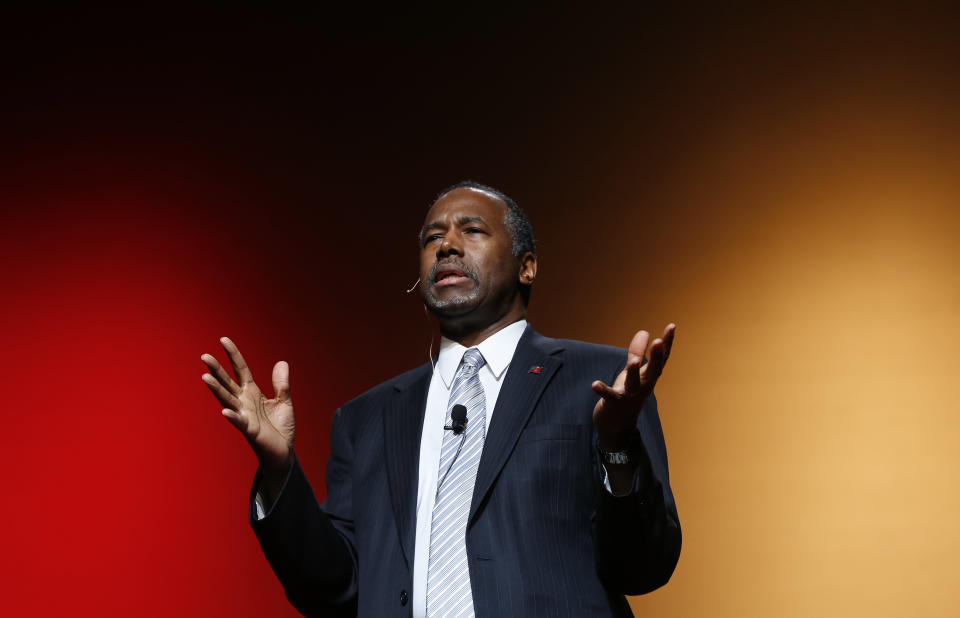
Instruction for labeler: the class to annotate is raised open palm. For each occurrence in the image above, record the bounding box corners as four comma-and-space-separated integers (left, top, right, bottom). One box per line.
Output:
592, 324, 675, 449
201, 337, 294, 473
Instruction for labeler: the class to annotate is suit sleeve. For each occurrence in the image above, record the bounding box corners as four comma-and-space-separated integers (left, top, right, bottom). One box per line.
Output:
249, 407, 359, 617
595, 392, 682, 595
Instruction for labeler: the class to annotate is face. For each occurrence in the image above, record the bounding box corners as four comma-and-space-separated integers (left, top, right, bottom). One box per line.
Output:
419, 187, 525, 323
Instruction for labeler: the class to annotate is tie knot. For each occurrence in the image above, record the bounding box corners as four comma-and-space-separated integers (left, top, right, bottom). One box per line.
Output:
461, 348, 485, 371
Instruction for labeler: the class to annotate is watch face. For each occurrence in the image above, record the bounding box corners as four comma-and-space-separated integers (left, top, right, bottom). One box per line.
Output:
597, 430, 642, 465
603, 451, 632, 465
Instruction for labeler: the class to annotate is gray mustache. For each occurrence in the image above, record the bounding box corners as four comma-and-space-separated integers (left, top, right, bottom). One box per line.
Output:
430, 260, 479, 284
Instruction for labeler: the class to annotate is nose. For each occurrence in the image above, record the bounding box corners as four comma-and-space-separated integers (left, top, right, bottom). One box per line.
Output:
436, 233, 463, 259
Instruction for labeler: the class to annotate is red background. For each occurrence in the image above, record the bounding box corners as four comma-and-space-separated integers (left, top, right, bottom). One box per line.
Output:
3, 5, 960, 617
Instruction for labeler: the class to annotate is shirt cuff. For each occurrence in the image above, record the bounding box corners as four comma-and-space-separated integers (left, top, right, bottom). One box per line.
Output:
601, 463, 641, 497
254, 489, 267, 520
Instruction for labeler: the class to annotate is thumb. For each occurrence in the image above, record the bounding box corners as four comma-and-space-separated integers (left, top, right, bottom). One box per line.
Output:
592, 380, 618, 401
272, 361, 291, 401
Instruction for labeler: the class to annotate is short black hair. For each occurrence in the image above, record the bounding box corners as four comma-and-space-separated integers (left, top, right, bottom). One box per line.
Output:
433, 180, 536, 259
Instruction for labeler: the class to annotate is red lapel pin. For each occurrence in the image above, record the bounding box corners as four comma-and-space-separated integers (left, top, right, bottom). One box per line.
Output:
528, 365, 543, 374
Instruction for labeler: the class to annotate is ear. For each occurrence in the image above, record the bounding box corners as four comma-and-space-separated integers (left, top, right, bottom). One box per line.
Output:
518, 251, 537, 285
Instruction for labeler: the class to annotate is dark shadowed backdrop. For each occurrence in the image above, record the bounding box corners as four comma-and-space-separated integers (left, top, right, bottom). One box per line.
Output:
2, 4, 959, 616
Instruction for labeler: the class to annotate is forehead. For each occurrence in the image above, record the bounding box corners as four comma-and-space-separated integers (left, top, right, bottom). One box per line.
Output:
425, 187, 508, 226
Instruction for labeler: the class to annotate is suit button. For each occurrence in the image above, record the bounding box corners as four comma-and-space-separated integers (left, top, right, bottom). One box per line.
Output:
400, 590, 408, 606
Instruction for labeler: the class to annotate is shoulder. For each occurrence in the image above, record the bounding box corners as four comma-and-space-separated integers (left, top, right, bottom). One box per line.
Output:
331, 363, 431, 438
525, 328, 628, 375
339, 362, 432, 412
555, 337, 626, 361
527, 327, 625, 361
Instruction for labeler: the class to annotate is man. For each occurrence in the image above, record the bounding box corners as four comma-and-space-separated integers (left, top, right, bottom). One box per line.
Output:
201, 181, 681, 617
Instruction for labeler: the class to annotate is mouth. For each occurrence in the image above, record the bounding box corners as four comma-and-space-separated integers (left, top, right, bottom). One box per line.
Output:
433, 264, 473, 288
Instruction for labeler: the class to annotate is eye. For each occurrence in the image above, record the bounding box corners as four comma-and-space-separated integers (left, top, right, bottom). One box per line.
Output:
465, 227, 484, 234
423, 233, 442, 245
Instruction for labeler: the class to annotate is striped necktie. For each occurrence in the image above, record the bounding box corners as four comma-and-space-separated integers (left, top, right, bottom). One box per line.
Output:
426, 348, 487, 617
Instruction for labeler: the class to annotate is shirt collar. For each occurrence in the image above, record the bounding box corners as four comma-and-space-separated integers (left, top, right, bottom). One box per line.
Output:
435, 319, 528, 388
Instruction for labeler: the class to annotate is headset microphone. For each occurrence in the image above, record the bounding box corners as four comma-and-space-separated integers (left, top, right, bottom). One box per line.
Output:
406, 278, 420, 293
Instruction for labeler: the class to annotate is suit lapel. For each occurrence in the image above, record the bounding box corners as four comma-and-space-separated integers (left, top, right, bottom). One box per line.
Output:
383, 365, 431, 569
469, 327, 564, 523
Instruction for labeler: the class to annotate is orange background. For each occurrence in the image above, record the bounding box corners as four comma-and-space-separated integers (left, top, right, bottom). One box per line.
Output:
1, 5, 957, 616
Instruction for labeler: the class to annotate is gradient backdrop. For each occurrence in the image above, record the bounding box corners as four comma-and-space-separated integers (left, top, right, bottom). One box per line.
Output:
2, 5, 958, 617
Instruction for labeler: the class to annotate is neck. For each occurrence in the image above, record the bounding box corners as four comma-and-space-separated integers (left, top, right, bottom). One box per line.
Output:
438, 305, 526, 348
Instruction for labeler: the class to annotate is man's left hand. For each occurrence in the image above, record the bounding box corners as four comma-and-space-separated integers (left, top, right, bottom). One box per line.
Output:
592, 323, 676, 451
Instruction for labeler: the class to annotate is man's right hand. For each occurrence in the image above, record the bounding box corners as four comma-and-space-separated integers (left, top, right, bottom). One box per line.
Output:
201, 337, 295, 500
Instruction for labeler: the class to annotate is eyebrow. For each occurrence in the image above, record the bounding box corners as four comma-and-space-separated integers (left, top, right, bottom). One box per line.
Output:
419, 215, 490, 242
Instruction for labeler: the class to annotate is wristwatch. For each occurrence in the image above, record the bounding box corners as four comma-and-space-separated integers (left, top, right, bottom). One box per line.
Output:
596, 429, 643, 466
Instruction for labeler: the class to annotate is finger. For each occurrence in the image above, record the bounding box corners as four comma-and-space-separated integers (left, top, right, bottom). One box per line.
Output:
622, 355, 643, 395
272, 361, 291, 402
220, 336, 255, 385
201, 353, 241, 395
641, 339, 666, 385
221, 408, 250, 434
591, 380, 620, 401
661, 323, 676, 358
626, 330, 651, 364
202, 373, 242, 410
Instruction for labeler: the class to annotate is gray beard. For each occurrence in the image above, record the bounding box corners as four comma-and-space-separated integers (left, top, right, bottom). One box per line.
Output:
423, 259, 481, 314
423, 287, 480, 314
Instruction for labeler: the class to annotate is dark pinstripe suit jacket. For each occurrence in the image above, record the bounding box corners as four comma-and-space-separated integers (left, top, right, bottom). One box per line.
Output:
250, 326, 681, 617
